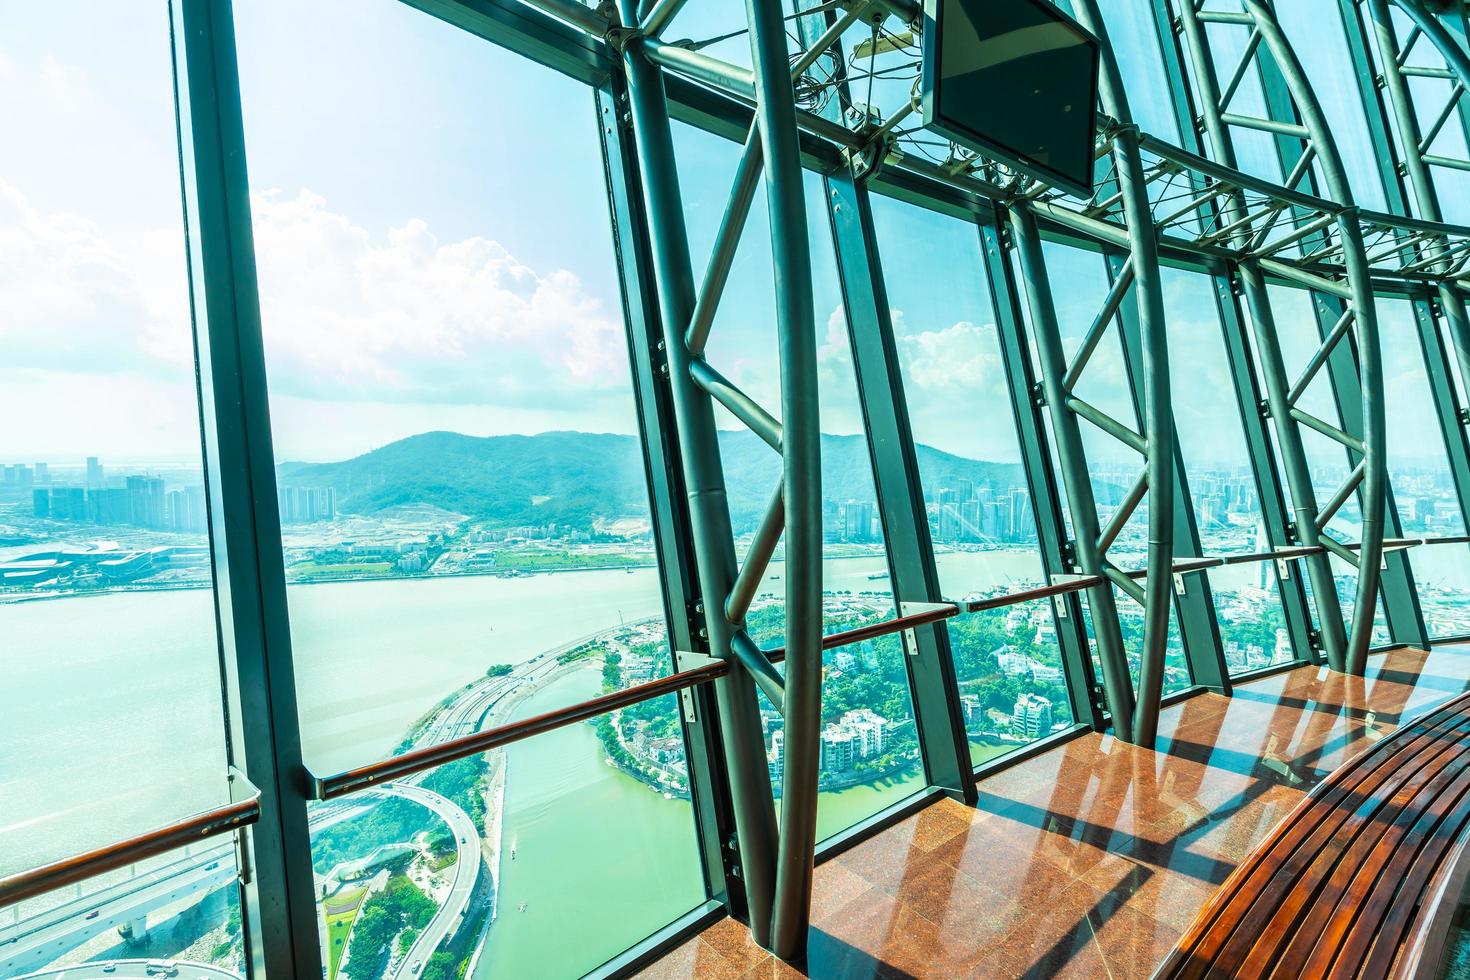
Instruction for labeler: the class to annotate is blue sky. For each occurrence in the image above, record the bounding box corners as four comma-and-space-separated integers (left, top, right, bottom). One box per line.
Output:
0, 0, 1457, 476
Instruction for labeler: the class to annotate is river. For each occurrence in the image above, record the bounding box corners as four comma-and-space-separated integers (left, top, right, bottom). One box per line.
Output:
4, 544, 1467, 947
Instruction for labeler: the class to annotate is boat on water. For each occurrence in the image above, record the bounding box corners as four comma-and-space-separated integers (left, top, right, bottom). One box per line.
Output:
867, 571, 890, 580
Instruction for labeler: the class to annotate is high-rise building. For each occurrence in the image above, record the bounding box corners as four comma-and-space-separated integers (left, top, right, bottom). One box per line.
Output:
86, 456, 103, 488
1012, 692, 1055, 740
840, 499, 874, 542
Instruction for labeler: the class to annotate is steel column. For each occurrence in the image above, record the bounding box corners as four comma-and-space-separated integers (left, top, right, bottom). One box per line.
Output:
1367, 0, 1470, 595
1172, 0, 1391, 675
1145, 0, 1320, 668
1068, 0, 1179, 744
742, 0, 823, 956
619, 15, 780, 949
980, 217, 1107, 732
173, 1, 321, 974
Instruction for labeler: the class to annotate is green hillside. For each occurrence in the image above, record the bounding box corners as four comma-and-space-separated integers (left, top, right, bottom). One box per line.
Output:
275, 430, 1031, 533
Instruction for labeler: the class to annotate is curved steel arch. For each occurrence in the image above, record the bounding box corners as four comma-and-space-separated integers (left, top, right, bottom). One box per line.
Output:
1370, 0, 1470, 425
1174, 0, 1388, 675
1007, 0, 1177, 747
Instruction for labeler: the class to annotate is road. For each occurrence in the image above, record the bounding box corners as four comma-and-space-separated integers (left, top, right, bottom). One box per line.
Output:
1, 802, 370, 977
10, 624, 648, 977
371, 784, 479, 980
13, 959, 241, 979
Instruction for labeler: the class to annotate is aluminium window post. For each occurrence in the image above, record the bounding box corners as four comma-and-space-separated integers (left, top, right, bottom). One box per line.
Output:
823, 168, 977, 802
978, 216, 1107, 732
786, 0, 975, 800
593, 83, 745, 919
173, 0, 322, 975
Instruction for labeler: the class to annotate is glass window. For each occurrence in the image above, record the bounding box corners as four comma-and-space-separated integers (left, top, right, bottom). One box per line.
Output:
0, 0, 227, 880
1161, 267, 1295, 670
673, 122, 924, 841
1098, 0, 1181, 143
1277, 0, 1388, 210
868, 193, 1076, 767
233, 0, 705, 974
1379, 298, 1470, 637
0, 2, 241, 973
1259, 285, 1390, 645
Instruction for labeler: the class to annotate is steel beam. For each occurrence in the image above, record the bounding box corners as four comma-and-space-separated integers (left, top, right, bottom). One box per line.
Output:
743, 0, 823, 956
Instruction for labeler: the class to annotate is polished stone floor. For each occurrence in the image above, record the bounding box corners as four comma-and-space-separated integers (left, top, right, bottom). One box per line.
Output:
637, 642, 1470, 979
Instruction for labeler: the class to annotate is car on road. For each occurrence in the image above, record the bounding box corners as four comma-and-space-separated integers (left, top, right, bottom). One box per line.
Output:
84, 909, 99, 920
100, 967, 116, 975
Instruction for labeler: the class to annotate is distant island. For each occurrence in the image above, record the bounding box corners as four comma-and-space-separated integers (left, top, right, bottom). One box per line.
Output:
274, 429, 1031, 533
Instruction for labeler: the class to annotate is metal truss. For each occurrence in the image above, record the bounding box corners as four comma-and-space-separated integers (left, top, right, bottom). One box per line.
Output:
616, 0, 827, 960
1167, 0, 1389, 675
1369, 0, 1470, 507
1009, 0, 1177, 746
502, 0, 1470, 959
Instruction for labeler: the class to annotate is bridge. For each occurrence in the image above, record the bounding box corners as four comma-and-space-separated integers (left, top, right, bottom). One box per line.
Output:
13, 958, 242, 979
0, 801, 369, 977
3, 628, 634, 977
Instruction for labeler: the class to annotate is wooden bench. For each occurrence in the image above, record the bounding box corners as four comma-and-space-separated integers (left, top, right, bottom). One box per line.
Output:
1155, 688, 1470, 979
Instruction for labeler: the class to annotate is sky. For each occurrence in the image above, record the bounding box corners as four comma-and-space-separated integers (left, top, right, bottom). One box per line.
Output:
0, 0, 1458, 477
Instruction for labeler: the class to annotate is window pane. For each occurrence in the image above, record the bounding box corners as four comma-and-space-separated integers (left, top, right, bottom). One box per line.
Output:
868, 193, 1076, 765
0, 0, 230, 888
1261, 286, 1391, 644
1277, 1, 1388, 210
0, 848, 246, 977
308, 688, 702, 980
1160, 267, 1296, 670
233, 0, 705, 973
1379, 298, 1470, 638
674, 123, 925, 840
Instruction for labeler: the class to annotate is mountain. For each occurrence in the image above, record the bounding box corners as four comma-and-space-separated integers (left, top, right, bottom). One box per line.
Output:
275, 430, 1029, 532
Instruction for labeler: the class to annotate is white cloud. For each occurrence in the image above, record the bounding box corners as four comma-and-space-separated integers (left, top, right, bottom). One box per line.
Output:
0, 177, 638, 455
0, 177, 192, 378
248, 188, 629, 408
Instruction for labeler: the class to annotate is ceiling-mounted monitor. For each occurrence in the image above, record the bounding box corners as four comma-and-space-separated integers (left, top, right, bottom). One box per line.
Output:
921, 0, 1101, 199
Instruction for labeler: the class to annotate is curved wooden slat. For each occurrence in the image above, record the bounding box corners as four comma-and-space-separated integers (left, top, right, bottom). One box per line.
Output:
1156, 690, 1470, 978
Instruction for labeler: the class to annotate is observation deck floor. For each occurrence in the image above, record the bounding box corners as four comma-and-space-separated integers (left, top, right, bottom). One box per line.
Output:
637, 641, 1470, 978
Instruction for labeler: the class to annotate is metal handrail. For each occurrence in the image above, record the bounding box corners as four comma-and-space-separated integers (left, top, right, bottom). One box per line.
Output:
316, 660, 730, 799
9, 533, 1433, 900
0, 797, 260, 910
309, 542, 1373, 799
